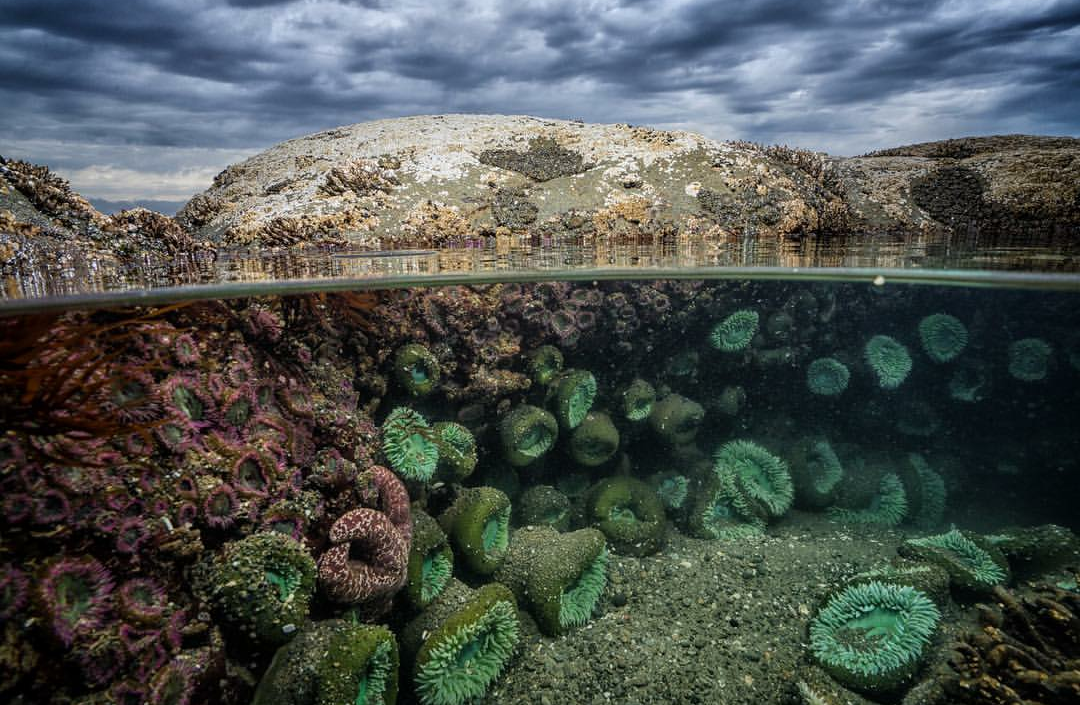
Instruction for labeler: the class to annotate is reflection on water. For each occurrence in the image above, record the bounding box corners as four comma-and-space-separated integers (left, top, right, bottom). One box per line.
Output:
3, 228, 1080, 313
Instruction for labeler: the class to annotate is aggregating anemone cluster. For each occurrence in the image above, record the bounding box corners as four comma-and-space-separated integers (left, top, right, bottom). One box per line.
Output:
1, 278, 1078, 704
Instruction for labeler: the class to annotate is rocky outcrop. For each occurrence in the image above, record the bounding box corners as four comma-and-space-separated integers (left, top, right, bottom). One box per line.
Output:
3, 119, 1078, 270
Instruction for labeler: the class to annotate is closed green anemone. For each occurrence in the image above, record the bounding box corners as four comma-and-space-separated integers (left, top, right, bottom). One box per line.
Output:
899, 454, 946, 529
551, 369, 597, 430
648, 393, 705, 445
253, 620, 399, 705
499, 404, 558, 467
713, 439, 794, 520
918, 314, 968, 363
495, 525, 608, 635
382, 407, 439, 482
569, 411, 620, 467
527, 345, 564, 386
407, 509, 454, 611
809, 581, 940, 695
586, 477, 665, 556
437, 487, 512, 575
864, 335, 912, 389
394, 343, 440, 396
404, 581, 520, 705
709, 309, 759, 352
900, 529, 1009, 593
199, 532, 316, 647
515, 485, 571, 532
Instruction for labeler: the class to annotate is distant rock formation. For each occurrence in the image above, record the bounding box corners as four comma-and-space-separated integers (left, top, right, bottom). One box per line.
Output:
3, 117, 1078, 268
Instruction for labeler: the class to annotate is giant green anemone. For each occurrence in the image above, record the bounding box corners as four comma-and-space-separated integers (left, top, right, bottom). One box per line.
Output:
569, 411, 620, 467
495, 525, 608, 635
806, 357, 850, 396
828, 473, 908, 528
808, 581, 940, 695
394, 343, 440, 396
899, 454, 946, 529
499, 404, 558, 467
790, 437, 844, 510
526, 345, 564, 386
648, 393, 705, 445
407, 509, 454, 610
709, 309, 759, 352
690, 473, 766, 540
405, 581, 520, 705
433, 422, 478, 482
382, 407, 440, 482
551, 369, 597, 430
586, 477, 666, 556
620, 378, 656, 422
900, 529, 1009, 593
315, 625, 398, 705
918, 314, 968, 363
437, 487, 512, 575
713, 439, 794, 519
1008, 337, 1053, 381
197, 532, 316, 647
864, 335, 913, 389
515, 485, 571, 532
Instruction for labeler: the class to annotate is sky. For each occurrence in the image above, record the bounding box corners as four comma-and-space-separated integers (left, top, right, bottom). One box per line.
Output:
1, 0, 1078, 212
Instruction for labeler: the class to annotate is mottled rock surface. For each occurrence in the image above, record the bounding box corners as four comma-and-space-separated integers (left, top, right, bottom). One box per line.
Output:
3, 118, 1079, 267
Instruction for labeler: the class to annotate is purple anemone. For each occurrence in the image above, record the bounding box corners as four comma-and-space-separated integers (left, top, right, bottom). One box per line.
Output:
202, 484, 240, 530
38, 556, 114, 646
1, 564, 30, 622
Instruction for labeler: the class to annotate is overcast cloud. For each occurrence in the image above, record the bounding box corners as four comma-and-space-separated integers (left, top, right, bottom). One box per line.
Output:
1, 0, 1077, 211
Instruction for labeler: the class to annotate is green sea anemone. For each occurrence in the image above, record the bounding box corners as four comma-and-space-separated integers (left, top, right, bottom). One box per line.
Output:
495, 525, 608, 635
828, 474, 908, 528
790, 438, 844, 510
709, 310, 759, 351
198, 532, 316, 647
806, 357, 850, 396
985, 524, 1077, 577
316, 625, 398, 705
569, 411, 620, 467
620, 378, 656, 421
808, 581, 940, 695
433, 421, 478, 482
649, 471, 690, 511
948, 361, 990, 402
407, 509, 454, 610
846, 560, 952, 608
864, 335, 913, 389
499, 404, 558, 467
713, 439, 794, 519
901, 529, 1009, 592
551, 369, 597, 430
253, 620, 399, 705
899, 454, 946, 529
382, 407, 439, 482
394, 343, 441, 396
1008, 337, 1052, 381
437, 487, 512, 575
586, 477, 666, 556
405, 581, 520, 705
918, 314, 968, 363
515, 485, 571, 532
648, 393, 705, 445
527, 345, 564, 386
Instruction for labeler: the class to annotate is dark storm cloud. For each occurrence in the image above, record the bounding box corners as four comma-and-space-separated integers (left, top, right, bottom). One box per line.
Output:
0, 0, 1077, 202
